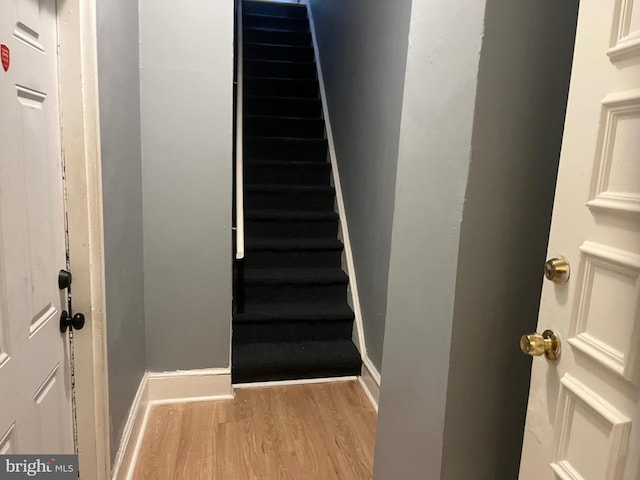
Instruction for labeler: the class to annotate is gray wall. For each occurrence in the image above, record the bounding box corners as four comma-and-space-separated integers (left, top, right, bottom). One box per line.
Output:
441, 0, 578, 478
96, 0, 146, 463
374, 0, 578, 478
139, 0, 234, 371
373, 0, 487, 477
306, 0, 412, 370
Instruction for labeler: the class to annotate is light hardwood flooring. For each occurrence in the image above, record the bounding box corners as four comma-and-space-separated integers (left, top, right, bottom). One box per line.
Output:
133, 381, 377, 479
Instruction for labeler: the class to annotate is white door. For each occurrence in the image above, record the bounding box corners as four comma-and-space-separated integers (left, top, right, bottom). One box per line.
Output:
519, 0, 640, 479
0, 0, 75, 454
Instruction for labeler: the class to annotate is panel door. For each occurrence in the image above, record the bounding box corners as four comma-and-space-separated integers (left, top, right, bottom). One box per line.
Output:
519, 0, 640, 478
0, 0, 75, 454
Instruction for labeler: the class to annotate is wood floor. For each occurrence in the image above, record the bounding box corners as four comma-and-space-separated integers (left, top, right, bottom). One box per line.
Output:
133, 381, 377, 479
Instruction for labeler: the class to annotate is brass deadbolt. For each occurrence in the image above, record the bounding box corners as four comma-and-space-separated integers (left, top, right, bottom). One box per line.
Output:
544, 256, 570, 284
520, 330, 561, 360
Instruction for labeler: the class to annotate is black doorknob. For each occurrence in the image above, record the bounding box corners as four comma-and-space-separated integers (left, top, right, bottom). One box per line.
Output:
60, 311, 85, 332
58, 270, 72, 290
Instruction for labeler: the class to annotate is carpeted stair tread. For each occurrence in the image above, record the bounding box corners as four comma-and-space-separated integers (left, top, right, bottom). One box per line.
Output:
243, 28, 312, 48
244, 136, 328, 161
244, 14, 310, 33
244, 59, 315, 67
245, 159, 328, 168
245, 185, 334, 212
246, 237, 343, 251
245, 135, 326, 143
244, 42, 313, 47
243, 95, 322, 118
245, 76, 318, 84
244, 43, 315, 62
243, 0, 308, 18
243, 94, 322, 106
243, 25, 309, 35
245, 185, 334, 194
245, 114, 323, 121
244, 59, 317, 80
245, 209, 338, 221
243, 157, 329, 163
244, 12, 307, 22
244, 160, 330, 186
244, 116, 325, 139
245, 41, 312, 50
235, 301, 354, 323
232, 339, 362, 383
244, 160, 329, 170
244, 159, 330, 169
243, 267, 348, 285
244, 77, 319, 99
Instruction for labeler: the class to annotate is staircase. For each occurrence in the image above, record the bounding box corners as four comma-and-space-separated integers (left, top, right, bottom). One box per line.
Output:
233, 0, 362, 383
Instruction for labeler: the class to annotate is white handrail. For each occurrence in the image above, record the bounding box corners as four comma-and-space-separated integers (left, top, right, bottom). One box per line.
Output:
235, 0, 245, 260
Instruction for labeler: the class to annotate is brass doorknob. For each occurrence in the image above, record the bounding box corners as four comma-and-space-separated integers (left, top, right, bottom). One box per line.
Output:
544, 256, 570, 284
520, 330, 561, 360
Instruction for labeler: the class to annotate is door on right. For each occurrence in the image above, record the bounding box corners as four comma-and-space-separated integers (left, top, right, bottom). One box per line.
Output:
519, 0, 640, 479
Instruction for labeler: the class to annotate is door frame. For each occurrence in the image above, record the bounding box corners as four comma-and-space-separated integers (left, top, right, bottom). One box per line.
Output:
57, 1, 110, 479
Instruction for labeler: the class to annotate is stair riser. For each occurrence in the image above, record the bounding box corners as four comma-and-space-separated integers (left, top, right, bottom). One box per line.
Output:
245, 220, 338, 238
243, 2, 308, 19
232, 362, 361, 383
244, 97, 322, 118
233, 320, 353, 343
244, 283, 347, 304
245, 192, 334, 211
244, 60, 316, 80
244, 250, 342, 269
245, 139, 328, 161
245, 78, 319, 98
245, 164, 331, 185
244, 15, 309, 32
244, 28, 311, 46
245, 44, 314, 62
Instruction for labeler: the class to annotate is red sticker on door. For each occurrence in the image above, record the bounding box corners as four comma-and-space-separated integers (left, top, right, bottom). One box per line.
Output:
1, 45, 9, 72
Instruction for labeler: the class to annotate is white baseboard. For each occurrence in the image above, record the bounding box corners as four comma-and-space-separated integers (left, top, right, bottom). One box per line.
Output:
147, 368, 234, 405
233, 375, 358, 389
111, 368, 233, 480
359, 356, 381, 412
111, 373, 150, 480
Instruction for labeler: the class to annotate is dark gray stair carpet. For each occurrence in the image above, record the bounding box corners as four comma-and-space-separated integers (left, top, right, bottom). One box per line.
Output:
233, 0, 361, 383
